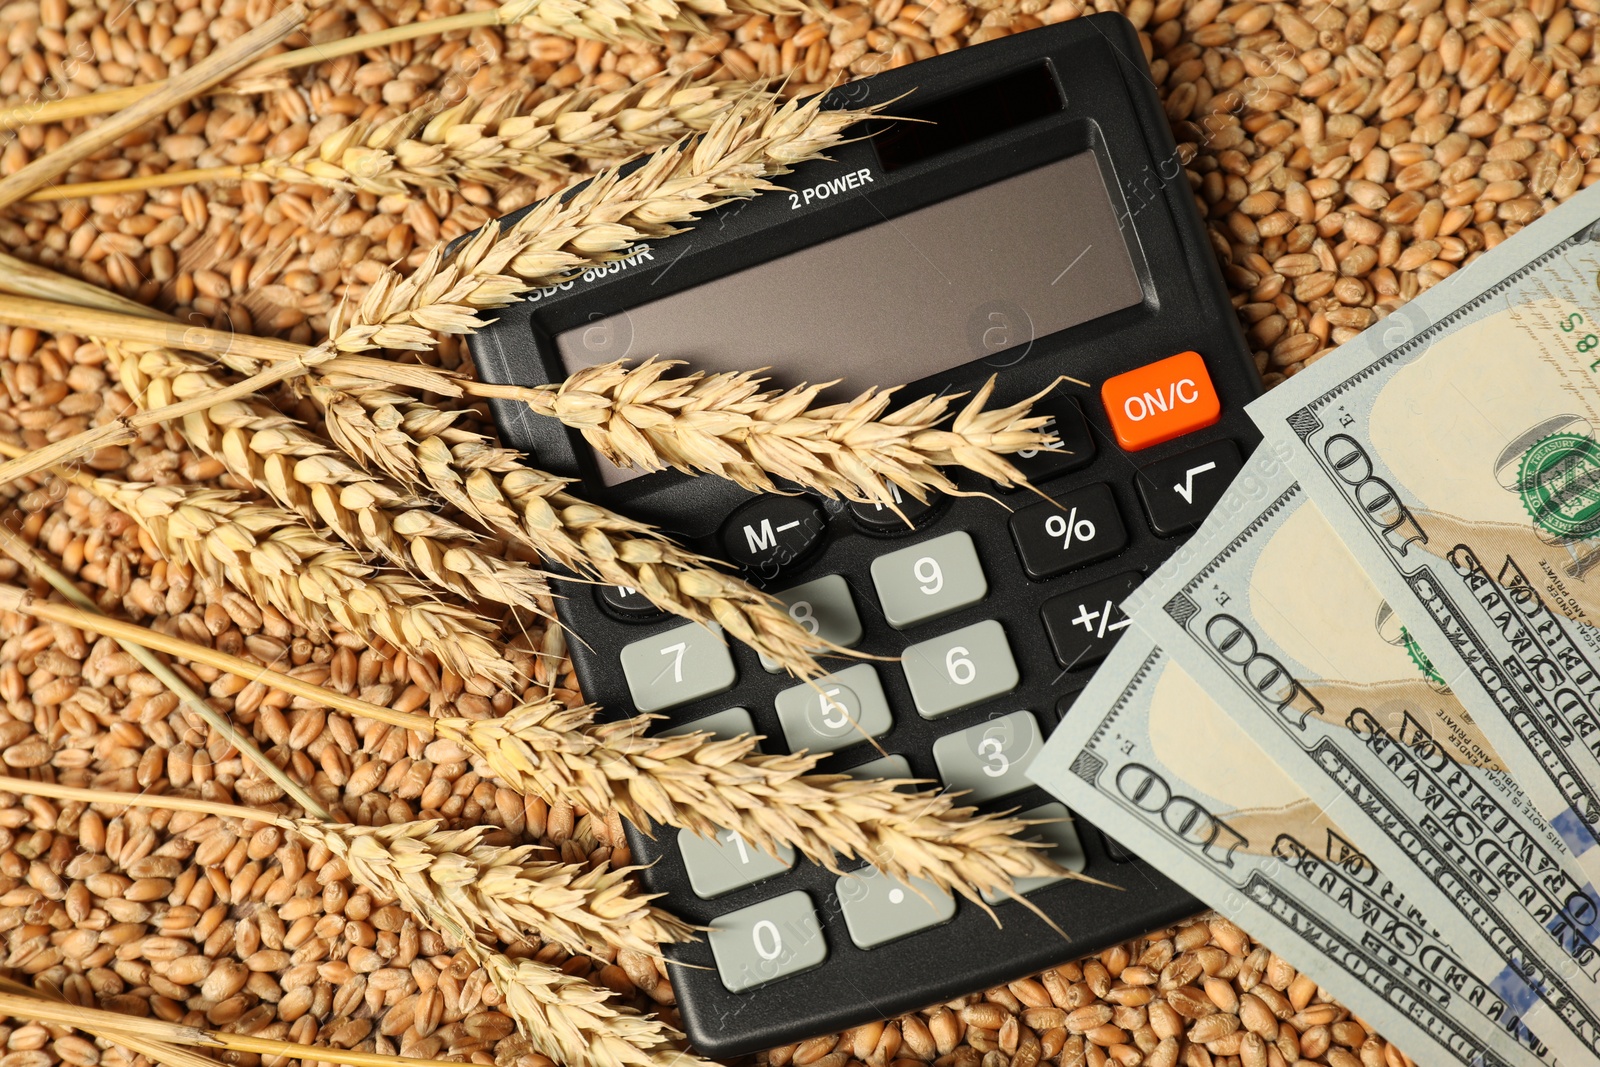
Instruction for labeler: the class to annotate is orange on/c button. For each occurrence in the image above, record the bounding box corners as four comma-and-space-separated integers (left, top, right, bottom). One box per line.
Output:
1101, 351, 1222, 452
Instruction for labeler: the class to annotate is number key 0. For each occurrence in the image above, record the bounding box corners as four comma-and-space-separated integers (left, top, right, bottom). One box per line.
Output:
869, 531, 988, 629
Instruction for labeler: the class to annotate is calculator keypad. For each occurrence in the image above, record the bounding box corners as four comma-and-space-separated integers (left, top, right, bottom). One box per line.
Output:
775, 664, 892, 752
599, 583, 665, 619
619, 622, 736, 712
870, 531, 987, 629
836, 869, 956, 949
721, 496, 828, 572
709, 891, 828, 992
1101, 351, 1221, 452
931, 710, 1042, 802
901, 620, 1019, 719
608, 372, 1243, 1038
681, 829, 795, 899
1009, 483, 1128, 580
760, 575, 863, 672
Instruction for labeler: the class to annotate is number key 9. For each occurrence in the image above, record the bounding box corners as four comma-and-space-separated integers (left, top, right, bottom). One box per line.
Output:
870, 531, 988, 629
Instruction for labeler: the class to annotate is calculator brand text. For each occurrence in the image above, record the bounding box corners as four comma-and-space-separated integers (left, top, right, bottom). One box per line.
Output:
788, 168, 876, 209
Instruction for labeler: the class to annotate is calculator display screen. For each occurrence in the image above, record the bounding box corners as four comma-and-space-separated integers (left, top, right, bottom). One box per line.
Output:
556, 151, 1143, 485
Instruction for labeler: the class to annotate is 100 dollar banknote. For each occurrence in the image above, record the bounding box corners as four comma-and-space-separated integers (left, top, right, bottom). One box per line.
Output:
1122, 447, 1600, 1067
1028, 634, 1551, 1067
1249, 181, 1600, 882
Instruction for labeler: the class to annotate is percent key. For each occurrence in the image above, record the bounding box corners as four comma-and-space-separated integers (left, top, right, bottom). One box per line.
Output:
1008, 482, 1128, 580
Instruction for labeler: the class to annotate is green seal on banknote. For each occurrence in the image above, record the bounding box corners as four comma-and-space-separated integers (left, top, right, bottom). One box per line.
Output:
1517, 431, 1600, 538
1398, 626, 1449, 692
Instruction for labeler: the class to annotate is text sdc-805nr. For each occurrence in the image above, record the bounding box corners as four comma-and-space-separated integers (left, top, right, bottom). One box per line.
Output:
468, 13, 1261, 1056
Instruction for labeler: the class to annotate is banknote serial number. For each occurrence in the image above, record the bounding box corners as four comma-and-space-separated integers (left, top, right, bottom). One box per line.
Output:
1558, 311, 1600, 370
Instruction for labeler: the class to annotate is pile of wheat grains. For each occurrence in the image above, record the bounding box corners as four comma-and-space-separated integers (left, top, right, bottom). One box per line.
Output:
0, 0, 1588, 1066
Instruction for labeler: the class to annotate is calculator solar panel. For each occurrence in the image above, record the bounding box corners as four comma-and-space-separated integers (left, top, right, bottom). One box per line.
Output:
466, 13, 1260, 1056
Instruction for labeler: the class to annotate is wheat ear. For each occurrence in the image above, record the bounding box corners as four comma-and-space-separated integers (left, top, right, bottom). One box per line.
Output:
476, 359, 1075, 506
297, 95, 880, 677
29, 79, 788, 202
479, 949, 716, 1067
94, 478, 518, 688
287, 818, 695, 960
0, 532, 695, 1067
108, 343, 555, 620
438, 703, 1085, 913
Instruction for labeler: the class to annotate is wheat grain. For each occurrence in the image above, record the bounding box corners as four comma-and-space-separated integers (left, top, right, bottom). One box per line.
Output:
93, 477, 519, 688
477, 358, 1074, 506
439, 702, 1080, 912
288, 818, 695, 960
110, 343, 556, 621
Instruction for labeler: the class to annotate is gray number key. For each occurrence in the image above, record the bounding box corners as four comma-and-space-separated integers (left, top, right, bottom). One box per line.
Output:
844, 754, 913, 782
619, 622, 736, 713
775, 664, 891, 753
900, 620, 1019, 719
982, 803, 1089, 904
870, 531, 987, 629
835, 867, 956, 949
660, 707, 758, 745
678, 827, 794, 899
760, 575, 863, 672
708, 891, 828, 992
931, 711, 1042, 802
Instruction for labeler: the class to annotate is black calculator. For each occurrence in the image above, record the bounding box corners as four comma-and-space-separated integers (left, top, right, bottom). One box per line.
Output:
467, 13, 1260, 1056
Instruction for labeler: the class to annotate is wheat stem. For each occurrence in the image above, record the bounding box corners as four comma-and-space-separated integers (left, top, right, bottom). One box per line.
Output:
0, 988, 490, 1067
0, 0, 817, 132
0, 581, 409, 726
0, 6, 303, 208
24, 165, 246, 202
0, 526, 331, 819
0, 976, 217, 1067
0, 250, 169, 318
0, 294, 304, 360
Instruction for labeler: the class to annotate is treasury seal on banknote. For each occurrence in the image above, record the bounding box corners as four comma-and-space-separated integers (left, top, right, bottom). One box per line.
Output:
1517, 431, 1600, 539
